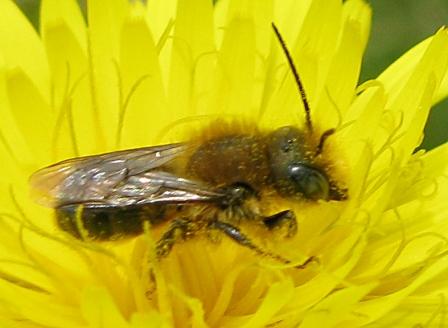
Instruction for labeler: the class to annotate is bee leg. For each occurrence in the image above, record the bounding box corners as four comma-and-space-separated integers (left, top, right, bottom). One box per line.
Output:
146, 219, 194, 297
210, 220, 317, 269
209, 220, 310, 268
155, 218, 196, 259
263, 210, 297, 238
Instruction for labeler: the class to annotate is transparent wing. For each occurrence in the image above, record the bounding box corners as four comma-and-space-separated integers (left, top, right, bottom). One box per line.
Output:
30, 143, 223, 208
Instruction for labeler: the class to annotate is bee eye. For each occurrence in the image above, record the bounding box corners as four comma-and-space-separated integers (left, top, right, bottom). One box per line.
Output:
288, 164, 329, 200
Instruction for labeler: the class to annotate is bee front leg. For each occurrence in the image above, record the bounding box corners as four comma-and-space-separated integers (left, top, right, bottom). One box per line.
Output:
209, 220, 292, 265
209, 220, 317, 269
155, 218, 197, 259
263, 210, 297, 238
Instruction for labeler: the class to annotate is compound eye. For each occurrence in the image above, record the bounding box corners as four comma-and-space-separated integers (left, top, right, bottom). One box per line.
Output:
289, 164, 330, 200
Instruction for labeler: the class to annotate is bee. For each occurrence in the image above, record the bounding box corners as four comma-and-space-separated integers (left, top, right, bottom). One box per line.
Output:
29, 24, 347, 265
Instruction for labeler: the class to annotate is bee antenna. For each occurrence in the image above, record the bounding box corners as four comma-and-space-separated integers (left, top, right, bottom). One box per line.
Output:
272, 22, 313, 132
315, 128, 335, 156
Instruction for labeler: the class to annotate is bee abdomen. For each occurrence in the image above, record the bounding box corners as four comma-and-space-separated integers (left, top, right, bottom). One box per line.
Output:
56, 204, 168, 241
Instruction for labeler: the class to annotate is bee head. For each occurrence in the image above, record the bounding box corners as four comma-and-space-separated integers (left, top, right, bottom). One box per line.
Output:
270, 24, 347, 202
267, 126, 345, 201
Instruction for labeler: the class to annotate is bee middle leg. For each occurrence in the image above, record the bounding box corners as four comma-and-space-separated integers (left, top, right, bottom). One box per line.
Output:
209, 220, 314, 268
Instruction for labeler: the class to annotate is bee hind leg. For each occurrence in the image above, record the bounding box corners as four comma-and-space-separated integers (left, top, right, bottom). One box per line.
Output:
155, 218, 198, 259
209, 220, 314, 269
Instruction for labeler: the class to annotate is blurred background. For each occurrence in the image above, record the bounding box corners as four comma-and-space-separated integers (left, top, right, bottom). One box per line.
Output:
14, 0, 448, 150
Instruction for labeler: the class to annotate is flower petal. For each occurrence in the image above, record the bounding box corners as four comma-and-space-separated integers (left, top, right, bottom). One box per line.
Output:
0, 278, 83, 327
40, 0, 97, 159
4, 68, 52, 162
314, 5, 370, 129
243, 279, 295, 327
40, 0, 86, 53
353, 254, 448, 325
167, 0, 215, 119
118, 5, 167, 148
300, 283, 375, 327
146, 0, 176, 87
87, 0, 129, 147
130, 312, 169, 328
0, 0, 50, 100
214, 3, 256, 117
0, 59, 35, 175
81, 286, 129, 327
385, 28, 448, 157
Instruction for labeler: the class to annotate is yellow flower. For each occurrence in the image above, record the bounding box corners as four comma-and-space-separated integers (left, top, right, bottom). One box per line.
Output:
0, 0, 448, 327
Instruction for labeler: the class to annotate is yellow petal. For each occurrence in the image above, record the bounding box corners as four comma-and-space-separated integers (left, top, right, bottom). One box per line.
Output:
40, 1, 96, 159
87, 0, 129, 147
343, 0, 371, 51
0, 58, 35, 175
300, 283, 376, 327
214, 3, 256, 117
167, 0, 215, 118
0, 278, 83, 327
81, 286, 129, 327
353, 254, 448, 325
385, 28, 448, 156
118, 6, 167, 148
0, 0, 50, 100
314, 10, 369, 129
146, 0, 176, 87
242, 279, 295, 327
40, 0, 86, 53
5, 69, 52, 162
130, 312, 169, 328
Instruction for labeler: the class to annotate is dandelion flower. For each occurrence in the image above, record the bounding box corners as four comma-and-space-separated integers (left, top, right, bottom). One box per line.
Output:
1, 0, 448, 327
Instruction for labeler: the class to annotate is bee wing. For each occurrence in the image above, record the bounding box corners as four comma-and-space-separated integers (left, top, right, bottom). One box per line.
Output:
30, 143, 223, 207
107, 170, 224, 207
